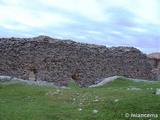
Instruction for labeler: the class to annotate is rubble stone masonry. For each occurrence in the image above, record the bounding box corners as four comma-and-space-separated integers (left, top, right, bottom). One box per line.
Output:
0, 36, 156, 87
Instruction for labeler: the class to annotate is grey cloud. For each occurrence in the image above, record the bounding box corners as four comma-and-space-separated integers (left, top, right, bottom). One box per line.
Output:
0, 0, 159, 54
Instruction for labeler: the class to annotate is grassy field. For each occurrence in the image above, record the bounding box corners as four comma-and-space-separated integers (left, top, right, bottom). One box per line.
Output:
0, 78, 160, 120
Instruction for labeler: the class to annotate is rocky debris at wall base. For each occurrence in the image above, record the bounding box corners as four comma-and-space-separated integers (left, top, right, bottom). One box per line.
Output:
0, 75, 57, 87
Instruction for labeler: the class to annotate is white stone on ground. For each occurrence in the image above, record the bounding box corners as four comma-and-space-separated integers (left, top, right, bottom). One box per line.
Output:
114, 99, 119, 102
78, 108, 82, 111
92, 110, 98, 113
156, 89, 160, 95
127, 87, 141, 90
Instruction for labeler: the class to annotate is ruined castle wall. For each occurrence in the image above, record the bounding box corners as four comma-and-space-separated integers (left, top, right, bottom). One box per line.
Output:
0, 36, 156, 87
147, 53, 160, 80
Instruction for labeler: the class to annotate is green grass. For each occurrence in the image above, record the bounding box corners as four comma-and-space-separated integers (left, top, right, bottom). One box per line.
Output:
0, 78, 160, 120
68, 81, 77, 88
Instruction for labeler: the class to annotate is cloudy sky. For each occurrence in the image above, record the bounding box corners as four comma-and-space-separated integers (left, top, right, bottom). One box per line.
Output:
0, 0, 159, 53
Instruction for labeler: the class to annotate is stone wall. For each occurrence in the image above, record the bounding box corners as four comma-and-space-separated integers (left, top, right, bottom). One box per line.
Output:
0, 36, 156, 87
147, 53, 160, 80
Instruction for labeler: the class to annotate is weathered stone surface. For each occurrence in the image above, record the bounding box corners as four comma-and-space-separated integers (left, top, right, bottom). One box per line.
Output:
147, 52, 160, 80
147, 53, 160, 69
0, 35, 156, 87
